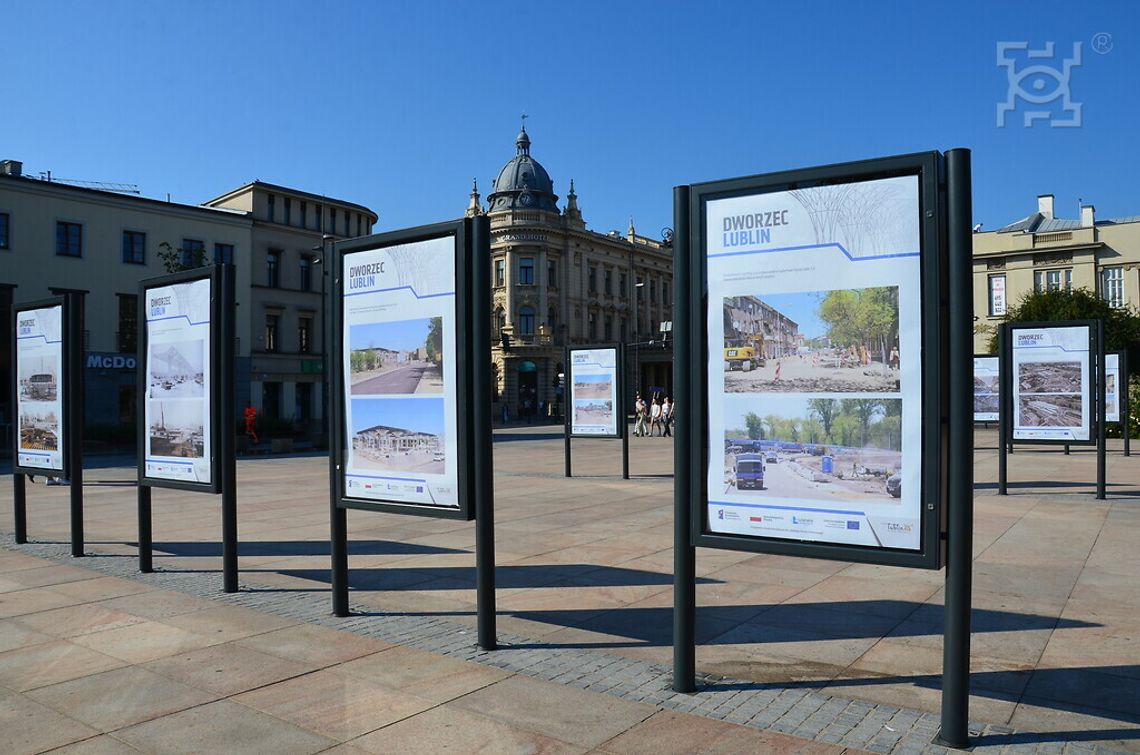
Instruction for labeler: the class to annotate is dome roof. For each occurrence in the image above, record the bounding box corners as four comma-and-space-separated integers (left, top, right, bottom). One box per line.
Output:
487, 127, 559, 212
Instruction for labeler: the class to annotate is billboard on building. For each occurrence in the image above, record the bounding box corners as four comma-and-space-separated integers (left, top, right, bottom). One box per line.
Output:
973, 355, 1000, 422
1007, 323, 1094, 444
14, 301, 65, 472
336, 230, 468, 516
568, 346, 621, 438
685, 152, 945, 569
139, 268, 221, 491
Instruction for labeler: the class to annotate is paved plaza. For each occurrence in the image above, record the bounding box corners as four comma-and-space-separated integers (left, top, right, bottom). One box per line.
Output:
1, 426, 1138, 753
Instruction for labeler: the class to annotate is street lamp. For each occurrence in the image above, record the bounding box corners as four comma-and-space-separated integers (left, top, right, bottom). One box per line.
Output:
311, 234, 334, 431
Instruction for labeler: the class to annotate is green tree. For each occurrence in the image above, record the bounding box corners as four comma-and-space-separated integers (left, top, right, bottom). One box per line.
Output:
807, 398, 839, 439
157, 241, 207, 273
985, 287, 1140, 353
425, 316, 443, 368
818, 286, 899, 363
840, 398, 885, 447
744, 412, 764, 440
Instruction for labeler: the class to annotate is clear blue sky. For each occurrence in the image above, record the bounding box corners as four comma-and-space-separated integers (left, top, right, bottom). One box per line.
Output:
351, 397, 443, 437
350, 319, 432, 353
3, 1, 1136, 237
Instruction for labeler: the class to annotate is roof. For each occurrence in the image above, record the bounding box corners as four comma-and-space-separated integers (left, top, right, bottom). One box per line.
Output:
997, 211, 1140, 234
204, 180, 378, 220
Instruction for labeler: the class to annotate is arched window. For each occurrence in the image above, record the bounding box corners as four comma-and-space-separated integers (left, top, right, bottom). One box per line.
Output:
495, 307, 506, 333
519, 306, 536, 335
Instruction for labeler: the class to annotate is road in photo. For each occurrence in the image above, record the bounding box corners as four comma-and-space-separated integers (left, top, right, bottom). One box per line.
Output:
18, 354, 59, 401
573, 399, 614, 427
1018, 394, 1083, 428
974, 374, 999, 415
148, 400, 205, 458
351, 397, 445, 474
723, 287, 900, 394
19, 407, 59, 451
573, 374, 612, 400
1018, 361, 1081, 393
721, 397, 902, 504
149, 339, 205, 398
349, 317, 443, 395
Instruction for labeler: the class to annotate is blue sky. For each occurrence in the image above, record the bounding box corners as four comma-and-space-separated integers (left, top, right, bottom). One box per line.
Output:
3, 1, 1136, 237
751, 292, 829, 341
349, 319, 432, 353
351, 397, 444, 437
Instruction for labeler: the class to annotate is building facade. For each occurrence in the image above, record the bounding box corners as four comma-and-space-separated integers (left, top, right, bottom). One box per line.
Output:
972, 194, 1140, 352
0, 160, 376, 445
468, 128, 674, 419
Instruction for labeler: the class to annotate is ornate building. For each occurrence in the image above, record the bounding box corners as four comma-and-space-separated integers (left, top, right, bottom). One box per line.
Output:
467, 127, 674, 419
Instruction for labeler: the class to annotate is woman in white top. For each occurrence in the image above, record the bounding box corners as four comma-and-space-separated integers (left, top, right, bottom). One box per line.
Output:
649, 396, 662, 436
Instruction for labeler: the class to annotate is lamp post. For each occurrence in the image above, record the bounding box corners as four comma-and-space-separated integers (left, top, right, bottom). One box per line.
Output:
311, 234, 334, 432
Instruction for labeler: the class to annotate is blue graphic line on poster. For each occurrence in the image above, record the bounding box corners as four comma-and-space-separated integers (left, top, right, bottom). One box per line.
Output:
16, 334, 62, 344
146, 459, 195, 466
21, 451, 51, 457
707, 242, 918, 262
709, 500, 865, 516
344, 285, 455, 300
571, 362, 614, 370
146, 314, 210, 326
1014, 344, 1089, 353
348, 473, 428, 483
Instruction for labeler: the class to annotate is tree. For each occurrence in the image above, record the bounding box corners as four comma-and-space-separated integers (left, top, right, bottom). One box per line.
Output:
841, 398, 885, 447
818, 286, 899, 364
807, 398, 839, 439
157, 241, 207, 273
744, 412, 764, 440
985, 287, 1140, 353
425, 317, 443, 366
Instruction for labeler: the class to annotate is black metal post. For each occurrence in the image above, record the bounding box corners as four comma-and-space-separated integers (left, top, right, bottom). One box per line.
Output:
67, 293, 84, 557
1064, 444, 1070, 455
622, 406, 630, 480
1097, 320, 1106, 500
998, 326, 1008, 496
472, 215, 497, 651
326, 241, 349, 618
219, 265, 238, 592
938, 148, 974, 750
1125, 353, 1132, 457
672, 185, 696, 693
13, 473, 26, 544
138, 484, 152, 573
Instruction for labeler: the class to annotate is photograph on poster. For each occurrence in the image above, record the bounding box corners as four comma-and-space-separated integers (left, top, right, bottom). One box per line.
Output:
573, 398, 614, 426
1106, 373, 1117, 419
349, 317, 443, 395
573, 373, 613, 400
19, 407, 59, 451
1010, 325, 1091, 441
1018, 394, 1083, 428
1018, 361, 1081, 393
147, 400, 205, 458
973, 362, 1000, 417
723, 287, 900, 394
720, 398, 902, 504
18, 354, 59, 401
148, 339, 204, 398
350, 397, 445, 474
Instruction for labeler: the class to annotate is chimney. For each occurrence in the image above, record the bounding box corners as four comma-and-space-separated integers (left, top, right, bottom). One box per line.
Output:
1, 159, 22, 177
1037, 194, 1055, 220
1080, 204, 1095, 228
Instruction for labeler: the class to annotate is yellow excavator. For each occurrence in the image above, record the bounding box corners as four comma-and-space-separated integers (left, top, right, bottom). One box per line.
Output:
724, 332, 766, 372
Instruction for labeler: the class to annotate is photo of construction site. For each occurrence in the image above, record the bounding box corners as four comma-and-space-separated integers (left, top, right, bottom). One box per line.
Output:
572, 374, 613, 400
1018, 361, 1082, 394
1018, 394, 1083, 428
350, 397, 445, 474
1106, 373, 1118, 418
148, 339, 205, 398
573, 399, 614, 426
349, 317, 443, 396
974, 374, 999, 415
1015, 361, 1085, 428
720, 397, 902, 504
723, 287, 900, 394
18, 354, 59, 402
19, 407, 59, 451
147, 400, 205, 458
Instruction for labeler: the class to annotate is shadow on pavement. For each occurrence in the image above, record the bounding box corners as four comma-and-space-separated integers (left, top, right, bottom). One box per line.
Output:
148, 540, 464, 557
276, 563, 717, 590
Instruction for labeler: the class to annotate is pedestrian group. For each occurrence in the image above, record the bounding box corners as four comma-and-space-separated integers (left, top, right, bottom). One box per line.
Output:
633, 392, 673, 437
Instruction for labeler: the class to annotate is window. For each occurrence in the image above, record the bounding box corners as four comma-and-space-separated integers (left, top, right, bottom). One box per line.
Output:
284, 198, 292, 226
117, 294, 137, 353
494, 258, 506, 286
295, 382, 313, 421
1034, 268, 1071, 292
604, 315, 613, 341
344, 212, 350, 237
588, 265, 597, 293
180, 239, 205, 268
267, 193, 276, 222
663, 280, 670, 307
620, 273, 627, 298
588, 312, 597, 341
519, 257, 535, 285
121, 230, 146, 264
298, 316, 313, 353
214, 243, 234, 265
300, 201, 308, 229
649, 277, 657, 303
548, 308, 557, 333
329, 208, 337, 235
495, 307, 506, 333
56, 221, 82, 257
547, 260, 556, 288
604, 269, 612, 295
265, 314, 279, 352
988, 274, 1006, 316
300, 256, 312, 291
356, 214, 362, 236
267, 249, 281, 287
315, 203, 323, 231
1103, 267, 1124, 308
519, 306, 535, 335
0, 212, 9, 249
262, 382, 281, 419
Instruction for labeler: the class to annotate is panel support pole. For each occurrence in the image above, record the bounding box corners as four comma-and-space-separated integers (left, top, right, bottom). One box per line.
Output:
998, 326, 1008, 496
472, 215, 497, 651
138, 484, 153, 573
13, 473, 27, 544
219, 265, 238, 592
1096, 320, 1107, 500
66, 293, 85, 558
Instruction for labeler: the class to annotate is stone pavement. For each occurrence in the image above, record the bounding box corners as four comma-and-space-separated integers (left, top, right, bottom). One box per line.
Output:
1, 426, 1138, 753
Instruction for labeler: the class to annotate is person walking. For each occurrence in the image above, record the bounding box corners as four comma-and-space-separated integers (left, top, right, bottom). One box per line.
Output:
649, 395, 662, 436
634, 393, 647, 437
661, 395, 673, 437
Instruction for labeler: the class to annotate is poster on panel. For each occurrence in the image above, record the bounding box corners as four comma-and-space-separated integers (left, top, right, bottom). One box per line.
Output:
704, 174, 921, 551
16, 305, 65, 471
1105, 353, 1120, 424
569, 347, 619, 437
342, 236, 459, 509
1010, 325, 1091, 442
973, 356, 1000, 422
143, 278, 213, 484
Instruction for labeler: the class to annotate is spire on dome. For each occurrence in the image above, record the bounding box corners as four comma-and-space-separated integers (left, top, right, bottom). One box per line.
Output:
466, 178, 483, 217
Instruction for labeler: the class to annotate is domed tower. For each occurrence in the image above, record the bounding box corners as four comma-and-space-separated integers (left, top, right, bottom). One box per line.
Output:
486, 126, 559, 213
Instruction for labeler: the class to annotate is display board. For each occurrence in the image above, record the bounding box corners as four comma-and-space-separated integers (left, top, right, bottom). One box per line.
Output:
334, 223, 473, 519
1007, 322, 1094, 444
1105, 352, 1121, 424
687, 152, 943, 569
568, 345, 622, 438
138, 267, 221, 492
973, 355, 1000, 422
14, 300, 66, 473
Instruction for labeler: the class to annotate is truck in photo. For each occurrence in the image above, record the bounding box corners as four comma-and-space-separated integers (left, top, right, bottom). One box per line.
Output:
734, 452, 765, 490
